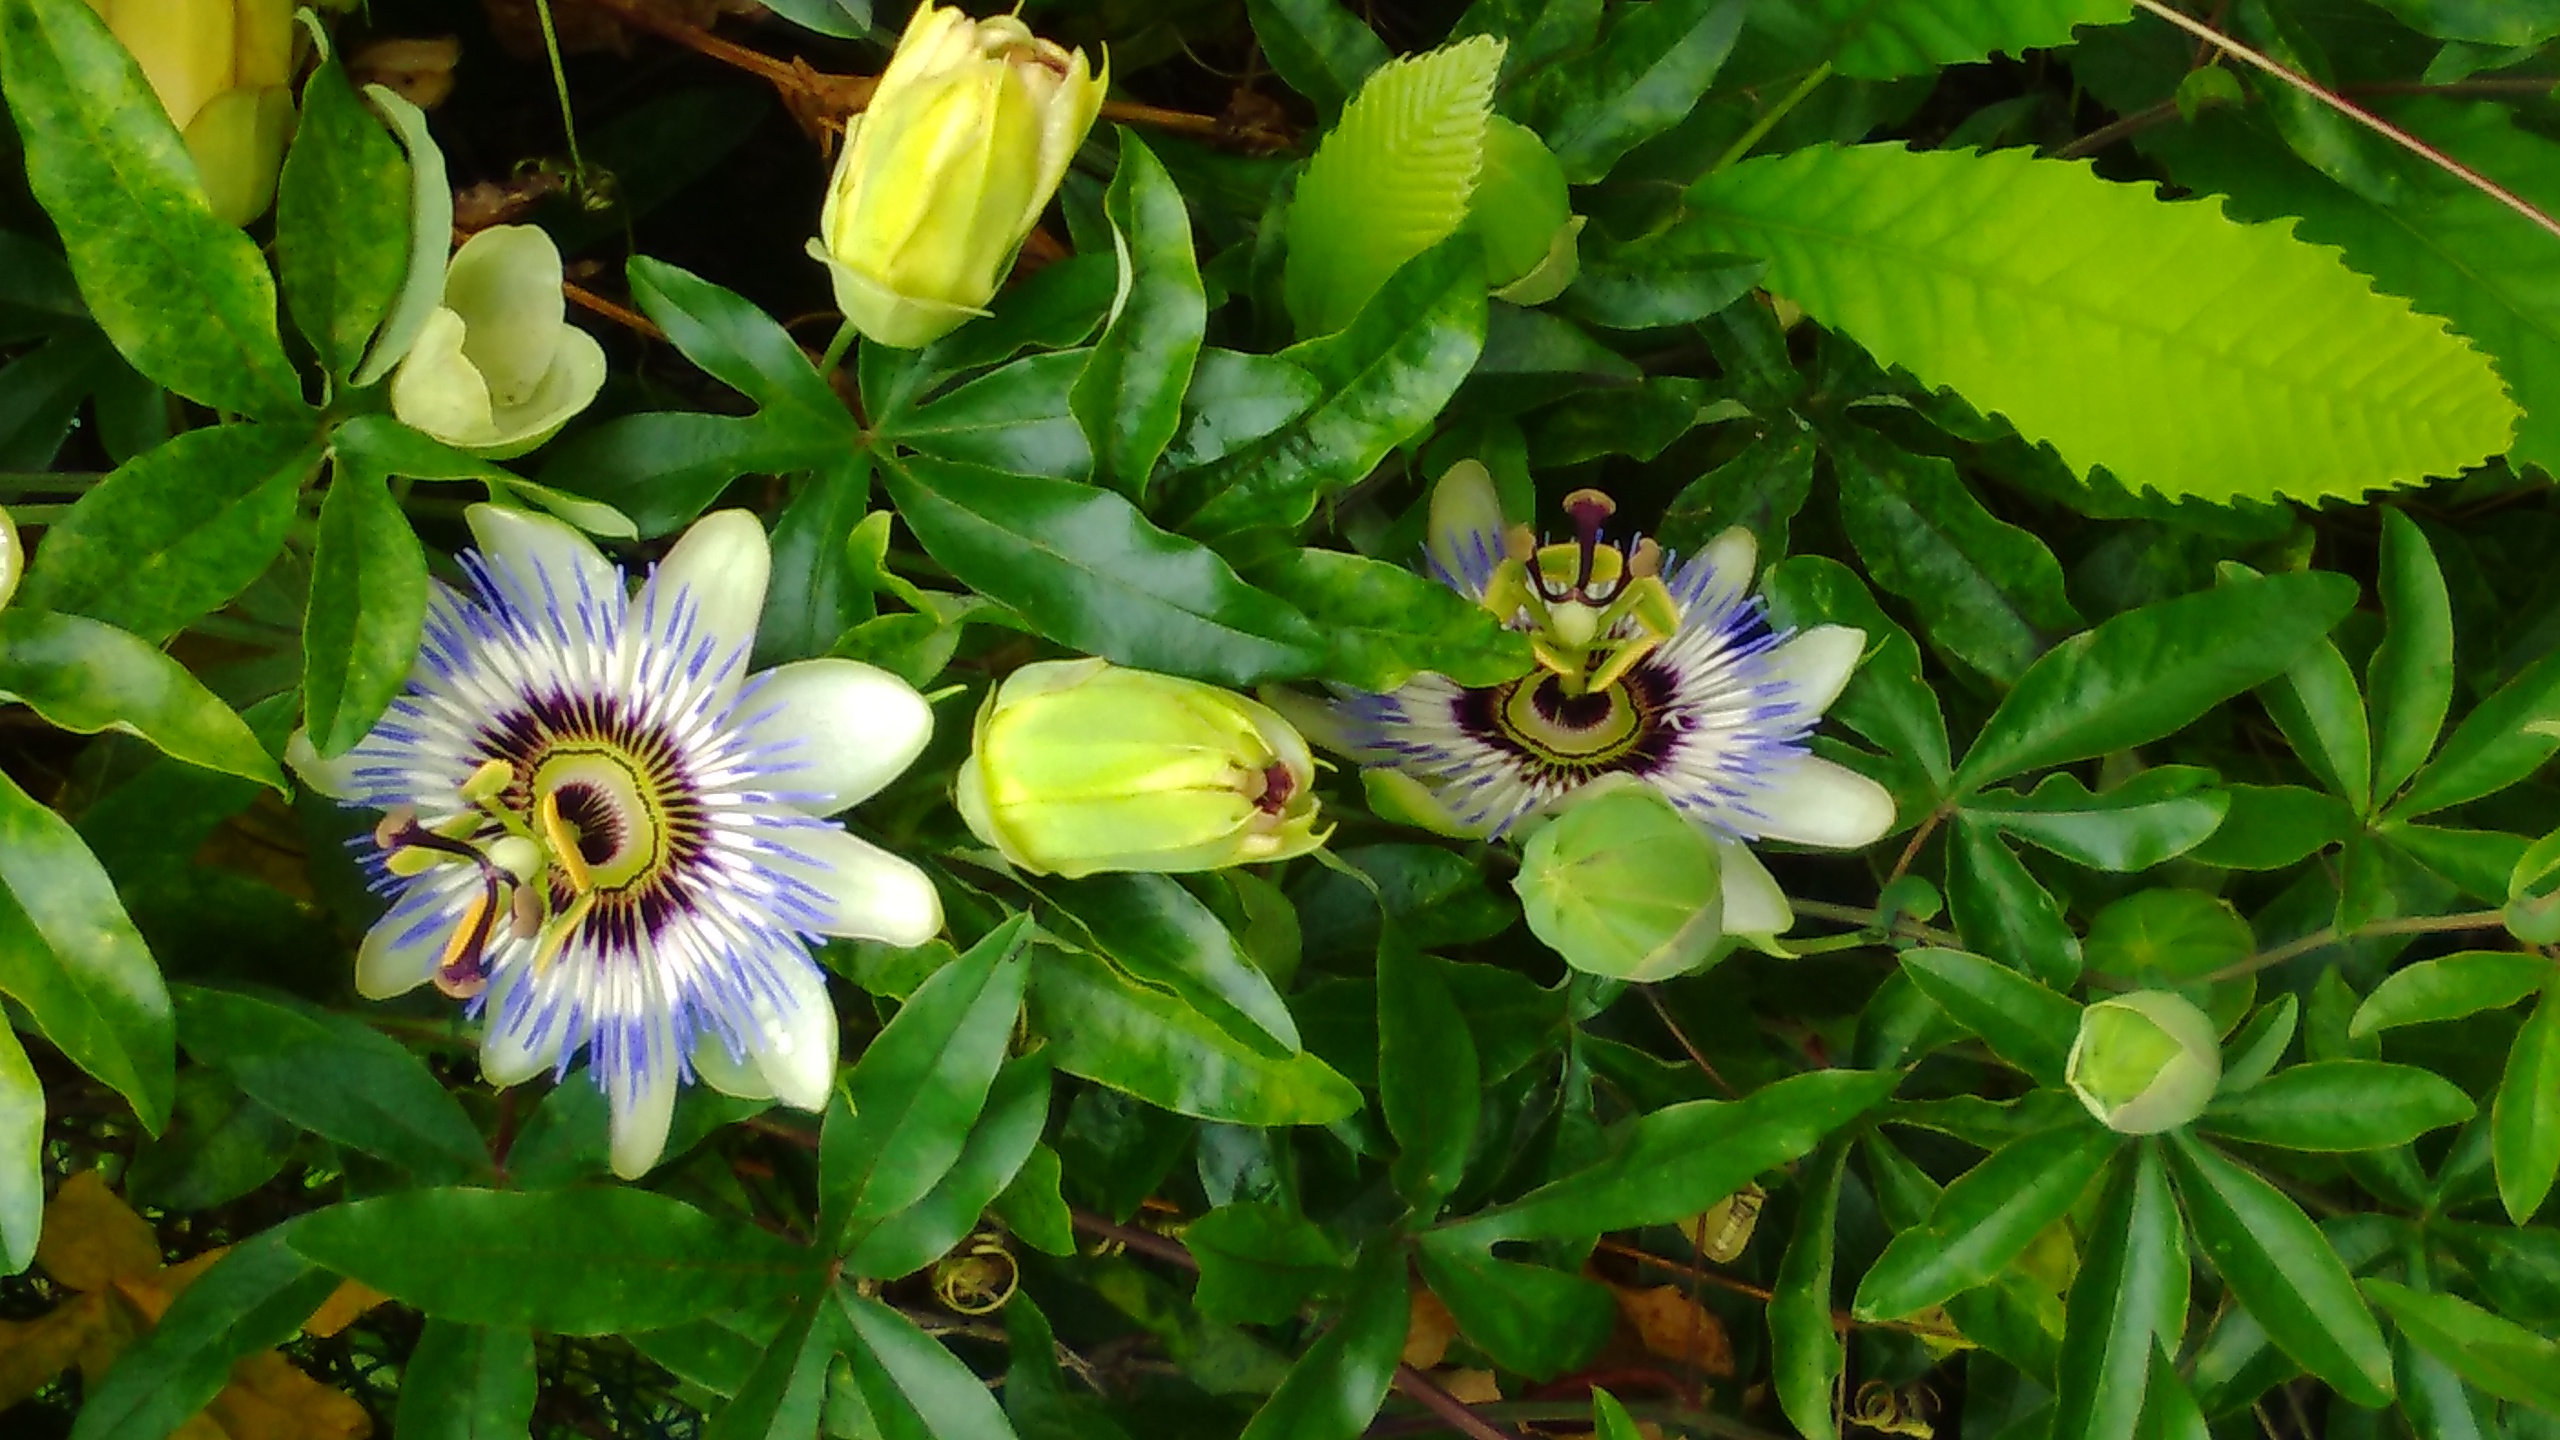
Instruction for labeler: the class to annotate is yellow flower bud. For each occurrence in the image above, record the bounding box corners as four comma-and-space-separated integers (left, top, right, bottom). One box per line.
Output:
955, 659, 1326, 879
389, 226, 607, 458
808, 1, 1106, 349
2067, 990, 2223, 1135
89, 0, 298, 225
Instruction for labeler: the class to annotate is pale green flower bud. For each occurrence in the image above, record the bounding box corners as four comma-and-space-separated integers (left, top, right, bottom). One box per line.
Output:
389, 225, 606, 458
808, 1, 1107, 349
2067, 990, 2223, 1134
955, 659, 1326, 879
1514, 777, 1728, 983
88, 0, 297, 224
0, 505, 19, 613
1462, 118, 1582, 306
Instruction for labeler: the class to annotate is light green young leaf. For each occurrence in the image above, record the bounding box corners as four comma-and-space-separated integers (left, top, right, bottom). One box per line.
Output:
1285, 37, 1501, 338
1686, 144, 2517, 503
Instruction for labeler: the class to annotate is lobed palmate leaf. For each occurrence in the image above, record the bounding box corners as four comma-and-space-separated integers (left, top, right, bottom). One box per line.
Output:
1685, 143, 2518, 504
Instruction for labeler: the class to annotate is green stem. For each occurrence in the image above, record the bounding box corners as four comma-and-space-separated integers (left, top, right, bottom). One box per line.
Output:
0, 473, 104, 496
818, 318, 861, 383
1709, 62, 1832, 174
2199, 908, 2512, 984
531, 0, 590, 190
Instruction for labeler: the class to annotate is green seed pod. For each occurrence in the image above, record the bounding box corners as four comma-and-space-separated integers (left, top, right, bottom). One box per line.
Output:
1514, 777, 1727, 982
2067, 990, 2223, 1134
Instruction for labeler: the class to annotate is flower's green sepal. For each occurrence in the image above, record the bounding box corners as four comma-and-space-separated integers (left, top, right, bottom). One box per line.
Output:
2067, 990, 2222, 1134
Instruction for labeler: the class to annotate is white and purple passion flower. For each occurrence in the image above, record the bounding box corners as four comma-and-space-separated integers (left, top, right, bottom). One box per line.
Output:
1331, 462, 1894, 941
290, 505, 944, 1178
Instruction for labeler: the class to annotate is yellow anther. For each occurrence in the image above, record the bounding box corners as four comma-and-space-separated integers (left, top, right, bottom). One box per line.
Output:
1585, 634, 1664, 695
373, 806, 418, 851
1628, 537, 1663, 580
538, 789, 593, 895
434, 889, 495, 999
460, 758, 515, 804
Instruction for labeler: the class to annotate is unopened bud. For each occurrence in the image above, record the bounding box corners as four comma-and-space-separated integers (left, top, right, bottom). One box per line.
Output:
2067, 990, 2222, 1134
1514, 777, 1727, 982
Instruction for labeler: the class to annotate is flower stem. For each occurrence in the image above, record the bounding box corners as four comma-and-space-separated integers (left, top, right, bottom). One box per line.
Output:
1710, 62, 1832, 174
531, 0, 593, 197
2199, 908, 2514, 984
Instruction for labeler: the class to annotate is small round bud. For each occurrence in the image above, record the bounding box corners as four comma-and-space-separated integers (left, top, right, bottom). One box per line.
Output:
2067, 990, 2222, 1134
1514, 777, 1727, 983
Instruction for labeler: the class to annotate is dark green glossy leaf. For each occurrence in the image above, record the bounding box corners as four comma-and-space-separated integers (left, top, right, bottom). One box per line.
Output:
1955, 571, 2358, 791
1033, 872, 1298, 1058
2364, 1278, 2560, 1412
836, 1286, 1020, 1440
20, 422, 321, 643
2184, 784, 2354, 871
1186, 1200, 1344, 1327
1856, 1125, 2117, 1321
2256, 621, 2371, 816
2495, 981, 2560, 1223
1769, 1139, 1847, 1440
1236, 1242, 1406, 1440
891, 351, 1092, 479
303, 464, 428, 757
1247, 0, 1385, 119
122, 1070, 294, 1214
1762, 554, 1953, 790
1246, 546, 1533, 692
1076, 134, 1205, 498
291, 1187, 810, 1334
1898, 948, 2080, 1085
1413, 1230, 1615, 1380
70, 1224, 340, 1440
703, 1293, 835, 1440
883, 452, 1324, 683
629, 255, 849, 441
0, 0, 304, 418
1563, 230, 1764, 332
2200, 1061, 2473, 1152
2050, 1144, 2185, 1440
538, 411, 826, 539
1443, 1067, 1898, 1244
173, 985, 488, 1182
1659, 418, 1813, 555
2368, 509, 2454, 802
1378, 921, 1479, 1213
755, 452, 872, 667
846, 1054, 1051, 1281
277, 61, 411, 380
1509, 0, 1747, 182
2352, 951, 2549, 1039
1961, 768, 2228, 872
0, 768, 171, 1130
1161, 349, 1323, 473
0, 608, 282, 788
2393, 642, 2560, 819
394, 1322, 539, 1440
2164, 1131, 2392, 1404
1947, 818, 2081, 989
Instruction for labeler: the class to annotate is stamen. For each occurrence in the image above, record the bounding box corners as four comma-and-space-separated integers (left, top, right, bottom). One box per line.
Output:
511, 883, 545, 940
1629, 538, 1663, 580
434, 883, 499, 1000
530, 890, 597, 976
373, 806, 418, 851
539, 789, 594, 895
460, 758, 515, 804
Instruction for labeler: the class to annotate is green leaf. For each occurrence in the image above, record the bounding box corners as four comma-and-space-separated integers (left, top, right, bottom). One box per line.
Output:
1033, 873, 1299, 1058
276, 60, 411, 380
756, 452, 872, 667
1246, 0, 1386, 121
1899, 948, 2082, 1086
823, 916, 1030, 1241
1954, 571, 2359, 791
1510, 0, 1746, 183
20, 422, 322, 644
1962, 768, 2229, 871
1378, 921, 1479, 1213
0, 0, 305, 418
2257, 624, 2371, 816
880, 452, 1327, 686
1246, 547, 1533, 693
836, 1287, 1021, 1440
0, 1025, 38, 1273
1442, 1068, 1898, 1244
846, 1054, 1051, 1282
1562, 229, 1764, 332
0, 768, 171, 1130
1761, 554, 1952, 789
2200, 1061, 2474, 1152
1947, 818, 2082, 990
1856, 1125, 2118, 1321
1592, 1389, 1644, 1440
1185, 1201, 1345, 1327
70, 1224, 342, 1440
2184, 785, 2355, 871
2164, 1132, 2392, 1405
2392, 1320, 2487, 1440
2495, 981, 2560, 1223
0, 609, 283, 789
1685, 143, 2516, 504
2051, 1144, 2186, 1440
888, 351, 1092, 479
1830, 425, 2079, 686
1807, 0, 2137, 78
704, 1294, 835, 1440
1161, 349, 1324, 474
1412, 1230, 1616, 1379
2390, 644, 2560, 819
2349, 951, 2549, 1038
2363, 1278, 2560, 1413
1076, 133, 1204, 498
2368, 510, 2455, 803
2082, 889, 2252, 985
538, 411, 819, 539
351, 84, 451, 388
124, 1071, 292, 1214
1769, 1139, 1848, 1440
173, 985, 489, 1182
1285, 37, 1497, 339
759, 0, 869, 40
292, 1187, 809, 1334
1026, 941, 1361, 1126
394, 1322, 539, 1440
629, 256, 850, 442
1175, 240, 1486, 538
1237, 1242, 1407, 1440
303, 464, 428, 757
992, 1143, 1073, 1258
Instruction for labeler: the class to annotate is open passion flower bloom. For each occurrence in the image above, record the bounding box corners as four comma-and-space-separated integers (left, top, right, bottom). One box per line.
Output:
290, 505, 944, 1178
1331, 462, 1894, 940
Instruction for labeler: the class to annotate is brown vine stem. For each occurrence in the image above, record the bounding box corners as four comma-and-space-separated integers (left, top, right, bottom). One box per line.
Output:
2130, 0, 2560, 243
1591, 1239, 1966, 1342
2196, 907, 2511, 984
1065, 1211, 1527, 1440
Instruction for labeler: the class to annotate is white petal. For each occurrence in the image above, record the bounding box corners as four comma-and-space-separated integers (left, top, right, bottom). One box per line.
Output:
608, 1035, 679, 1180
653, 509, 771, 675
1427, 460, 1507, 599
1716, 837, 1794, 936
1700, 525, 1757, 584
478, 985, 564, 1088
1765, 625, 1867, 717
442, 225, 566, 406
354, 879, 471, 999
693, 1032, 776, 1101
1680, 525, 1757, 613
284, 728, 360, 799
748, 959, 838, 1113
740, 659, 933, 816
466, 502, 619, 620
388, 307, 495, 444
1753, 756, 1897, 850
776, 827, 944, 945
472, 325, 608, 460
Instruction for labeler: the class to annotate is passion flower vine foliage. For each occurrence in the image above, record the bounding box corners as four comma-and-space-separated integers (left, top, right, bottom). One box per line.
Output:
9, 0, 2560, 1435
